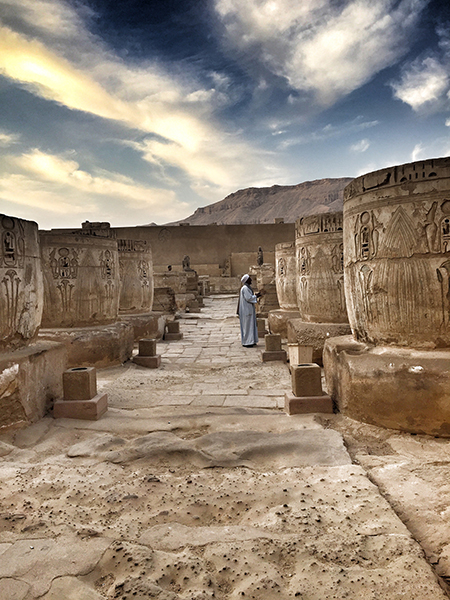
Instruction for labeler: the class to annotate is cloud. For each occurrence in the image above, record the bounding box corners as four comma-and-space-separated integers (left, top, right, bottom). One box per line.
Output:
392, 56, 449, 110
0, 1, 279, 206
278, 117, 378, 150
0, 149, 188, 223
350, 139, 370, 153
0, 131, 19, 146
214, 0, 429, 105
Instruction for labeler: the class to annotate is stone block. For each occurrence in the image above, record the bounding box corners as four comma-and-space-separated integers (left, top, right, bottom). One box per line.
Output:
166, 321, 180, 334
133, 355, 162, 368
285, 392, 333, 415
257, 318, 267, 335
63, 367, 97, 401
291, 363, 322, 397
288, 344, 313, 366
53, 393, 108, 420
265, 334, 282, 352
138, 338, 157, 357
287, 319, 351, 365
262, 350, 287, 363
267, 309, 300, 339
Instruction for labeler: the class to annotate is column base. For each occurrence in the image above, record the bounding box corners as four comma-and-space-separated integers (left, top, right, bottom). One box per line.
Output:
262, 350, 287, 363
53, 393, 108, 420
324, 335, 450, 437
284, 392, 333, 415
133, 355, 162, 368
287, 320, 351, 364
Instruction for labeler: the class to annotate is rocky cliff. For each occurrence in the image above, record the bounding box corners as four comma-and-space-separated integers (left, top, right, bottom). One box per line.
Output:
169, 178, 353, 225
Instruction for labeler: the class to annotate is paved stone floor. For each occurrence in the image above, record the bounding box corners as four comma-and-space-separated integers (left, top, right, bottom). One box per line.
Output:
0, 295, 449, 599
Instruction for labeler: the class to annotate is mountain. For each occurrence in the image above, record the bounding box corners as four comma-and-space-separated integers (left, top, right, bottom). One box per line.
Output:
168, 178, 353, 225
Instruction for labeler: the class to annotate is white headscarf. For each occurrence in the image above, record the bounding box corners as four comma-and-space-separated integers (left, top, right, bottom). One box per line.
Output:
241, 274, 250, 284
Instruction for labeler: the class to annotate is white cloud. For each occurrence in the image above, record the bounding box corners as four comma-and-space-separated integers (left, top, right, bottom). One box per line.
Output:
392, 56, 449, 110
0, 131, 19, 146
0, 149, 189, 223
350, 139, 370, 153
0, 1, 282, 210
214, 0, 429, 105
411, 143, 425, 161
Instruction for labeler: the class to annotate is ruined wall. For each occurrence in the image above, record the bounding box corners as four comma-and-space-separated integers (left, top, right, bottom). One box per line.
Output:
113, 223, 294, 276
295, 212, 347, 323
344, 157, 450, 348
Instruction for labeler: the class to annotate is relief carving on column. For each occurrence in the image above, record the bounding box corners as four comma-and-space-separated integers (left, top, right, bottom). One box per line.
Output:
1, 216, 25, 268
2, 269, 21, 332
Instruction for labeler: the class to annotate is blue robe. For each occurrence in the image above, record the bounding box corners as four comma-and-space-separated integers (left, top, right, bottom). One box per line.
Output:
238, 284, 258, 346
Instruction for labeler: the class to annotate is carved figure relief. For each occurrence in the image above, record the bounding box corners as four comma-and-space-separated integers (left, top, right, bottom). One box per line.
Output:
298, 247, 311, 276
278, 257, 286, 276
257, 247, 264, 266
358, 264, 373, 323
56, 279, 75, 313
1, 216, 24, 268
49, 248, 79, 280
424, 201, 439, 253
354, 211, 381, 260
331, 243, 344, 274
158, 228, 171, 243
298, 276, 308, 308
437, 260, 450, 328
441, 204, 450, 253
2, 269, 21, 331
337, 276, 345, 313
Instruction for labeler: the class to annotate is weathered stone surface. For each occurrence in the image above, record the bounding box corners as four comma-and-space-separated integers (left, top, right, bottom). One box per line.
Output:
63, 367, 97, 401
287, 318, 351, 364
39, 321, 134, 368
118, 238, 154, 314
138, 338, 157, 357
291, 363, 322, 397
40, 232, 120, 328
344, 157, 450, 348
0, 341, 65, 430
250, 264, 279, 316
264, 333, 282, 352
287, 343, 313, 365
133, 354, 161, 368
275, 242, 297, 310
261, 350, 287, 362
119, 312, 166, 341
267, 308, 300, 339
295, 211, 348, 324
41, 576, 105, 600
0, 214, 43, 351
152, 287, 177, 313
324, 335, 450, 436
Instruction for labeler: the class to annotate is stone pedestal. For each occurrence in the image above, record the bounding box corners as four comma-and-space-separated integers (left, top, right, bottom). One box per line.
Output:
285, 363, 333, 415
288, 344, 313, 366
53, 366, 107, 420
164, 321, 183, 341
257, 318, 268, 337
324, 335, 450, 436
262, 334, 287, 362
133, 338, 161, 368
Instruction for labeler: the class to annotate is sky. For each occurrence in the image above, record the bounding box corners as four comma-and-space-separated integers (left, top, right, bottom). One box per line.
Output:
0, 0, 450, 229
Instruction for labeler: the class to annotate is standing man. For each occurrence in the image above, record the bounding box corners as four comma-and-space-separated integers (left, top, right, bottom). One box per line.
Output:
238, 274, 261, 347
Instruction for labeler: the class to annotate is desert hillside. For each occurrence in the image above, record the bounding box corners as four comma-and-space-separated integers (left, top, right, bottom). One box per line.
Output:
168, 177, 353, 225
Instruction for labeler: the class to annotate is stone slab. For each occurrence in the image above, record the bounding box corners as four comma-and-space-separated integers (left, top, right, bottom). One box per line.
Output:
285, 392, 334, 415
132, 355, 162, 369
53, 393, 108, 420
261, 350, 287, 363
119, 312, 166, 341
324, 335, 450, 436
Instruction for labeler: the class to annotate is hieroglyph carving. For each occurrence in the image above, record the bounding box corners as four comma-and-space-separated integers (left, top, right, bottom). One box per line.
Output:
354, 211, 381, 260
138, 260, 150, 287
1, 216, 25, 268
297, 213, 343, 237
298, 247, 311, 276
331, 243, 344, 274
278, 257, 286, 276
49, 248, 79, 313
2, 269, 21, 331
437, 260, 450, 328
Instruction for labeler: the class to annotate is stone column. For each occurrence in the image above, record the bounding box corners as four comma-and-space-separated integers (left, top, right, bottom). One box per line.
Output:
324, 157, 450, 436
288, 212, 350, 362
39, 229, 134, 367
0, 214, 65, 429
118, 238, 154, 315
268, 242, 300, 338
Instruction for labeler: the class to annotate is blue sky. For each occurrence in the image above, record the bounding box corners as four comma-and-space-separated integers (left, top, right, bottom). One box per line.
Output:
0, 0, 449, 229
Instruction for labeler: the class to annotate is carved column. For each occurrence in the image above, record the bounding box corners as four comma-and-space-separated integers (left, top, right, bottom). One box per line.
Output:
0, 214, 43, 350
275, 242, 297, 311
324, 157, 450, 437
118, 238, 154, 314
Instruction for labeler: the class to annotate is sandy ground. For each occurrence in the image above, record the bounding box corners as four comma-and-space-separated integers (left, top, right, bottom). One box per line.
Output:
0, 296, 449, 599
